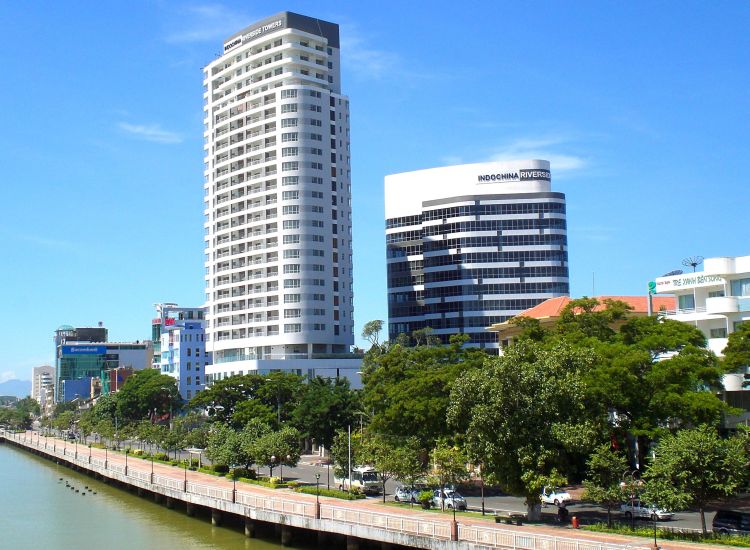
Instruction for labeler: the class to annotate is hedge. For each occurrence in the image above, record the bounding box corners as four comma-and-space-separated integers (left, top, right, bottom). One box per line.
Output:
295, 486, 366, 500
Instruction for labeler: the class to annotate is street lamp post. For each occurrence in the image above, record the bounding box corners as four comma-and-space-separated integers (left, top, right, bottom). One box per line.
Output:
315, 473, 321, 519
183, 460, 187, 492
327, 462, 330, 490
623, 469, 638, 530
150, 452, 154, 484
125, 449, 128, 476
232, 474, 237, 503
270, 455, 276, 479
105, 447, 108, 470
88, 444, 92, 464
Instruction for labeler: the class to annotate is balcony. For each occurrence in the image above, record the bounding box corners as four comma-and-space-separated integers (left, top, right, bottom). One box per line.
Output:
706, 296, 739, 315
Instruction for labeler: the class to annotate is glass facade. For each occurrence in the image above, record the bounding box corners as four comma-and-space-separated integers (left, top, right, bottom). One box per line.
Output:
386, 193, 569, 350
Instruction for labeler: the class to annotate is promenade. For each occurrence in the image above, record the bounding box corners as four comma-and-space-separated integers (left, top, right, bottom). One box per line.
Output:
0, 430, 714, 550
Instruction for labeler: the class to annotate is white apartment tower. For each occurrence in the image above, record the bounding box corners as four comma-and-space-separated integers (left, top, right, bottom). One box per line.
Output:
203, 13, 357, 381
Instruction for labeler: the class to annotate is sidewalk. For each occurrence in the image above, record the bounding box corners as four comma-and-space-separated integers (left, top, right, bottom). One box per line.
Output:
13, 431, 736, 550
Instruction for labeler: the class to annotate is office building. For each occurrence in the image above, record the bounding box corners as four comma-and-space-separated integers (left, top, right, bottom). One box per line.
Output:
652, 255, 750, 391
202, 12, 360, 384
157, 309, 211, 400
31, 365, 55, 407
152, 303, 206, 369
54, 324, 152, 402
385, 160, 569, 351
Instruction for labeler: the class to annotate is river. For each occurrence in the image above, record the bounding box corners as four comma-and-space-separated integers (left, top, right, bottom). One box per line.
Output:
0, 443, 312, 550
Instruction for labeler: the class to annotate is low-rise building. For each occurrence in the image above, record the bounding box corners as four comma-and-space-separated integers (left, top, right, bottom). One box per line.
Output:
158, 313, 211, 401
652, 255, 750, 391
488, 295, 676, 349
31, 365, 55, 406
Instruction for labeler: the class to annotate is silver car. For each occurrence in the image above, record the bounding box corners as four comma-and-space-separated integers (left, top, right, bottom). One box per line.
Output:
394, 486, 420, 503
433, 489, 467, 511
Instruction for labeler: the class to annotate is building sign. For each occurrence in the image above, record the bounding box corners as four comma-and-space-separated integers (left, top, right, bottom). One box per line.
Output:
654, 273, 724, 293
477, 168, 551, 183
62, 345, 106, 355
224, 19, 285, 52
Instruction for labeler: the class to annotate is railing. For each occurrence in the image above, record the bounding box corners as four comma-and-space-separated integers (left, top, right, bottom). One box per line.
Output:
3, 432, 644, 550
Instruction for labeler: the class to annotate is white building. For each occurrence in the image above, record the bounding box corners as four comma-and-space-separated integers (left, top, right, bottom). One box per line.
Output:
159, 315, 211, 401
653, 255, 750, 391
202, 12, 360, 385
31, 365, 55, 406
385, 160, 569, 351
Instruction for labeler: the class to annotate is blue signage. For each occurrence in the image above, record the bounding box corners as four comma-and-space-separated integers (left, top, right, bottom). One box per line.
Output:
62, 345, 106, 355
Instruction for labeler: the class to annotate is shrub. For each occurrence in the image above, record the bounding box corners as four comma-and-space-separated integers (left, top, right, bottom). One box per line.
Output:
131, 449, 144, 457
295, 486, 366, 500
229, 467, 255, 479
583, 523, 750, 547
153, 452, 169, 461
212, 464, 229, 474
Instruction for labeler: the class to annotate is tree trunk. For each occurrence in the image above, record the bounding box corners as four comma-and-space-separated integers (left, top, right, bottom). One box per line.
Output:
527, 500, 541, 522
700, 506, 706, 534
607, 506, 612, 528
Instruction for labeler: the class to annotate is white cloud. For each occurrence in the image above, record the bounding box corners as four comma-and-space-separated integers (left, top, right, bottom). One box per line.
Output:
340, 23, 401, 80
118, 123, 183, 144
0, 371, 18, 383
163, 3, 254, 44
17, 234, 75, 249
486, 136, 587, 174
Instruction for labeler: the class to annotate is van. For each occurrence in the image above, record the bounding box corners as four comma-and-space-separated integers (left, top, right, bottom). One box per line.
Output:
712, 510, 750, 535
333, 466, 381, 495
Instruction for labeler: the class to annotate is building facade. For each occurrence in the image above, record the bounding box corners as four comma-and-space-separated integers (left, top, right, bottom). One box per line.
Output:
385, 160, 569, 351
158, 315, 211, 400
54, 324, 152, 402
31, 365, 55, 407
653, 255, 750, 391
152, 303, 206, 369
202, 12, 360, 384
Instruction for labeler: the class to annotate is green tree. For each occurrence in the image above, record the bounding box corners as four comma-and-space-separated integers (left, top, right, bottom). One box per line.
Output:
116, 369, 180, 423
430, 440, 469, 510
361, 433, 421, 502
723, 321, 750, 380
52, 410, 76, 432
642, 425, 747, 534
448, 340, 602, 519
291, 376, 359, 450
362, 334, 485, 447
255, 426, 301, 479
330, 428, 364, 482
361, 320, 384, 349
205, 424, 239, 468
582, 444, 630, 527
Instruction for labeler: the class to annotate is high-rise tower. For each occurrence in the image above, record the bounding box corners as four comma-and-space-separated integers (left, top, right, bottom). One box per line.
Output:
385, 160, 569, 352
203, 13, 359, 383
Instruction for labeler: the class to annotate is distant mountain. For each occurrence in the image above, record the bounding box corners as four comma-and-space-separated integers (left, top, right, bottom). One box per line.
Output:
0, 379, 31, 398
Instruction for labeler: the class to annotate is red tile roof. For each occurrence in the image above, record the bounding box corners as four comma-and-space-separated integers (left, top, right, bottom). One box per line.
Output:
516, 295, 676, 320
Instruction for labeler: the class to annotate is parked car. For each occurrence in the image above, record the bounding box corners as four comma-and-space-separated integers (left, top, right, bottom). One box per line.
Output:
540, 486, 571, 506
66, 432, 76, 441
394, 486, 420, 503
620, 500, 673, 521
712, 509, 750, 535
432, 489, 467, 511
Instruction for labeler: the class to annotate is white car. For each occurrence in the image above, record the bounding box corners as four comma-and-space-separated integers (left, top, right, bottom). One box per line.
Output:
620, 500, 674, 521
540, 486, 571, 506
394, 486, 420, 503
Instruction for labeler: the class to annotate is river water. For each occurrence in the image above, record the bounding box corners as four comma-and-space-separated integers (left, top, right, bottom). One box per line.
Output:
0, 443, 312, 550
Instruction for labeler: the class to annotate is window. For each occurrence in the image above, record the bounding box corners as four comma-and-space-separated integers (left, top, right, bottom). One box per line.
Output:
282, 176, 298, 186
283, 249, 300, 258
311, 234, 324, 242
710, 328, 728, 339
282, 190, 299, 200
282, 162, 298, 171
283, 235, 300, 244
282, 205, 299, 215
284, 279, 301, 288
282, 132, 298, 142
313, 323, 326, 330
282, 147, 298, 157
312, 249, 324, 257
283, 220, 300, 229
708, 290, 725, 298
281, 118, 298, 127
187, 376, 192, 385
284, 294, 301, 303
281, 104, 298, 113
284, 264, 300, 273
284, 309, 301, 318
678, 294, 695, 311
281, 89, 297, 99
284, 323, 302, 333
311, 191, 323, 199
731, 278, 750, 297
187, 390, 192, 399
312, 293, 325, 301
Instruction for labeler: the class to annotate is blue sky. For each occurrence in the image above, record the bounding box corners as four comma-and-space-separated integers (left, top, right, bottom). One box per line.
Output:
1, 1, 748, 382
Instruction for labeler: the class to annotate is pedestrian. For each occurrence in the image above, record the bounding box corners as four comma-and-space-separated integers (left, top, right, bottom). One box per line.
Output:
557, 503, 569, 523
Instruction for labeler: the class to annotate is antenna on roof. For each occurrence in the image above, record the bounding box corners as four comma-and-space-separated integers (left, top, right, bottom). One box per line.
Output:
681, 256, 704, 272
661, 269, 683, 277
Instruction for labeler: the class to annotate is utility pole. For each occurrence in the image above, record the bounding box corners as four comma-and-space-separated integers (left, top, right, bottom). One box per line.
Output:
347, 424, 352, 492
